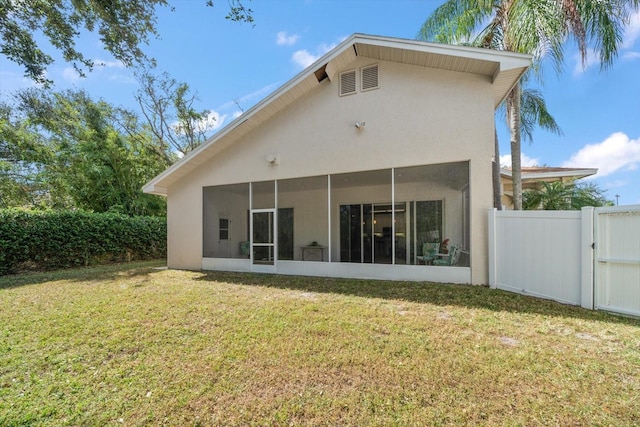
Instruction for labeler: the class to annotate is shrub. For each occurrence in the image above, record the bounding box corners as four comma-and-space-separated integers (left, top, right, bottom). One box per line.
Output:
0, 209, 166, 275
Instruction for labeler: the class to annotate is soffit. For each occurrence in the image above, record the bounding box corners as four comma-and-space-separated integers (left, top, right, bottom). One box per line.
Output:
355, 43, 498, 77
501, 167, 598, 181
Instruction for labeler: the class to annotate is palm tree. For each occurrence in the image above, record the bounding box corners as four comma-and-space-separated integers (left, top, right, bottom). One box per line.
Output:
419, 0, 638, 209
493, 72, 563, 209
523, 181, 612, 210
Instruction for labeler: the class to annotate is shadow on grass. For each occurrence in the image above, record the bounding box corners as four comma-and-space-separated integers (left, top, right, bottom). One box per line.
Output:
195, 270, 640, 326
3, 263, 638, 326
0, 260, 166, 290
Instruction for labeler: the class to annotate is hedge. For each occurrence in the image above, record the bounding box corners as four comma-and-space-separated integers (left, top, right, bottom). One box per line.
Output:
0, 209, 166, 275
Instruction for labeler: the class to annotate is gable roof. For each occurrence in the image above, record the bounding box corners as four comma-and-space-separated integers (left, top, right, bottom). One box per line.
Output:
144, 33, 531, 196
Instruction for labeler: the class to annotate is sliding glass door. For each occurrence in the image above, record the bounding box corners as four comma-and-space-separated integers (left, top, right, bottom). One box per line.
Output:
340, 204, 362, 262
340, 203, 409, 264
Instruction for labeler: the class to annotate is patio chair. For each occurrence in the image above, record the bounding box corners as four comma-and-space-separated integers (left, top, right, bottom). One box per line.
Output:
433, 244, 461, 266
417, 242, 439, 265
239, 241, 250, 257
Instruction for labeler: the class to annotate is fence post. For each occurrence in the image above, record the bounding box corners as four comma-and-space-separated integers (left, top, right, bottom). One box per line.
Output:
581, 206, 595, 310
488, 208, 497, 289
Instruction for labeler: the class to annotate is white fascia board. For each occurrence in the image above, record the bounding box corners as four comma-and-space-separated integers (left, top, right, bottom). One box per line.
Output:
142, 183, 168, 196
352, 33, 531, 69
501, 169, 598, 180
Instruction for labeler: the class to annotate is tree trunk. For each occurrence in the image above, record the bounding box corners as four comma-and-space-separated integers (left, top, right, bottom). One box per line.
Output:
507, 82, 523, 210
492, 126, 503, 210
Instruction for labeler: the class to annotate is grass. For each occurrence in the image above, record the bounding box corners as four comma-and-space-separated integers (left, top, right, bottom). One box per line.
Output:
1, 261, 639, 426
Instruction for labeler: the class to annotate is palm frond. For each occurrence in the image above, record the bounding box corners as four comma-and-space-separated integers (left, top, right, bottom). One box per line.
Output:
577, 0, 628, 70
520, 87, 563, 142
417, 0, 495, 44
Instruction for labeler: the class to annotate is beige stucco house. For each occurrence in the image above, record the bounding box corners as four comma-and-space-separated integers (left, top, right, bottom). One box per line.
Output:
144, 34, 531, 285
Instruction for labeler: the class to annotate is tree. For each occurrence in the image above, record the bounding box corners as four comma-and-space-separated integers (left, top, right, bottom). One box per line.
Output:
0, 0, 254, 86
135, 69, 216, 156
0, 102, 52, 208
523, 181, 612, 210
493, 73, 563, 208
419, 0, 639, 209
0, 88, 170, 215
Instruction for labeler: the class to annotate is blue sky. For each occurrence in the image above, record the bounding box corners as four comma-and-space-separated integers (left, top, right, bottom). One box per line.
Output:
1, 0, 639, 205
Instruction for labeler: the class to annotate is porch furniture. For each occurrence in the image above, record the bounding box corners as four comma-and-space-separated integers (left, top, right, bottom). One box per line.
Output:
433, 244, 461, 266
239, 241, 250, 257
301, 245, 326, 261
417, 242, 439, 265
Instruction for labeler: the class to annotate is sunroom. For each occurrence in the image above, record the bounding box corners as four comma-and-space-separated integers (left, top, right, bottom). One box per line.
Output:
202, 161, 470, 283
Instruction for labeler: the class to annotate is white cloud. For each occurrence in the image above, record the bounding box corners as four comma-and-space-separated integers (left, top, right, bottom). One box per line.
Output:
291, 49, 318, 68
603, 179, 629, 189
198, 110, 227, 132
291, 39, 343, 69
62, 59, 130, 83
217, 82, 280, 113
93, 59, 126, 69
107, 73, 136, 84
623, 51, 640, 60
500, 153, 540, 168
232, 111, 243, 119
0, 70, 40, 91
62, 67, 81, 82
236, 82, 279, 105
572, 48, 600, 75
276, 31, 299, 46
562, 132, 640, 177
171, 110, 227, 139
623, 10, 640, 49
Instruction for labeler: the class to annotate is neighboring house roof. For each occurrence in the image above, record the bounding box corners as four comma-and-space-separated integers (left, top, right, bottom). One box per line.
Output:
501, 167, 598, 182
144, 33, 531, 196
500, 167, 598, 209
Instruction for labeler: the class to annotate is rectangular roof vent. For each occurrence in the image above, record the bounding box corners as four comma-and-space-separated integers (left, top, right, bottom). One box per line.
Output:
339, 70, 357, 96
361, 64, 379, 91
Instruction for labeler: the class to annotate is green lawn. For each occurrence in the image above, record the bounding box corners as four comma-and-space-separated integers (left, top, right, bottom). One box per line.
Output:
1, 261, 639, 426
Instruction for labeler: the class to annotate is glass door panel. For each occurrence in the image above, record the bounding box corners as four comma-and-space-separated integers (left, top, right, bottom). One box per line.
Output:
340, 204, 362, 263
252, 210, 274, 265
363, 205, 373, 263
394, 203, 407, 264
373, 204, 393, 264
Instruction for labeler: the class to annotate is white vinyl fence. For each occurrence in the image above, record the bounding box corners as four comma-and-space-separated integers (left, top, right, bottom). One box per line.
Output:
488, 206, 640, 317
594, 207, 640, 316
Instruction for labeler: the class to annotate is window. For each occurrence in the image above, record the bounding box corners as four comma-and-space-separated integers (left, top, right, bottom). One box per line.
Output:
219, 218, 229, 240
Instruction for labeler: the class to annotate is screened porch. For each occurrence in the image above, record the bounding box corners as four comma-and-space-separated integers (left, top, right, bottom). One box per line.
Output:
202, 161, 471, 280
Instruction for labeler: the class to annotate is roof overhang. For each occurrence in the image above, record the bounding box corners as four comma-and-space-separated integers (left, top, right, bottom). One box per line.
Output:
144, 33, 531, 196
501, 168, 598, 182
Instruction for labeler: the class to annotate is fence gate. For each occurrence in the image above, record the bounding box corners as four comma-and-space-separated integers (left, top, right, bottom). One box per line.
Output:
594, 206, 640, 317
488, 209, 585, 306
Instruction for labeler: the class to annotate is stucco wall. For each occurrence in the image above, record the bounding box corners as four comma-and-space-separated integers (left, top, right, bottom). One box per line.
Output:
165, 58, 495, 283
